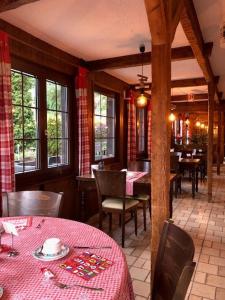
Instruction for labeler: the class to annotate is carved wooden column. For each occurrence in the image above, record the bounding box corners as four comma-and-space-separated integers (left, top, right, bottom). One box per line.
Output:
220, 112, 225, 163
207, 82, 215, 201
144, 0, 184, 284
217, 111, 221, 175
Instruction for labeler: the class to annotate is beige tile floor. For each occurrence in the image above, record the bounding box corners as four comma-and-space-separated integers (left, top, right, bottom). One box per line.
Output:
88, 166, 225, 300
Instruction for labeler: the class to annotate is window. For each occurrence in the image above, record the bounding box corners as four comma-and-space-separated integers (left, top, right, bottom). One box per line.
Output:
12, 70, 39, 173
94, 90, 116, 161
12, 68, 71, 174
136, 108, 147, 155
46, 80, 69, 167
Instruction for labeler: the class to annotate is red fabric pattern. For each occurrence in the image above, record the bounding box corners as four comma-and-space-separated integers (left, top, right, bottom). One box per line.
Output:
147, 101, 151, 158
76, 67, 90, 175
0, 31, 15, 215
127, 90, 136, 162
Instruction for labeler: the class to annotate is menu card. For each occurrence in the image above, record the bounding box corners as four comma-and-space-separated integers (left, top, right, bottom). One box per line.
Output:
60, 251, 113, 281
3, 216, 32, 230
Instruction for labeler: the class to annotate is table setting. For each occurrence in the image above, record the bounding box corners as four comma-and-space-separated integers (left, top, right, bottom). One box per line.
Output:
0, 216, 134, 300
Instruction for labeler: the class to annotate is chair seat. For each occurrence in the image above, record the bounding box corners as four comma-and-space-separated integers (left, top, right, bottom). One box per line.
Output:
102, 198, 139, 210
134, 194, 149, 201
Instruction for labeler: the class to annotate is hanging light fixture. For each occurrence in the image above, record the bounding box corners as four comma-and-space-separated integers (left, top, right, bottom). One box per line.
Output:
136, 44, 148, 108
169, 113, 176, 122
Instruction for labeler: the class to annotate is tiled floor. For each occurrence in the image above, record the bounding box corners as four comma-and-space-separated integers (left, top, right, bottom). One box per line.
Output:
88, 166, 225, 300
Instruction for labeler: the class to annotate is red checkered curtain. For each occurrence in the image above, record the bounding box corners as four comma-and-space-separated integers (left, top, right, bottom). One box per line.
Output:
127, 90, 136, 162
76, 67, 90, 175
0, 31, 15, 215
147, 101, 152, 158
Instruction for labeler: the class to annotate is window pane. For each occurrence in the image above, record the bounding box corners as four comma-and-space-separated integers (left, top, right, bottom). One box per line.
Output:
57, 112, 68, 139
47, 80, 69, 169
94, 92, 101, 115
47, 81, 56, 110
95, 139, 102, 161
94, 90, 116, 161
106, 118, 115, 138
14, 141, 23, 173
12, 71, 22, 105
58, 139, 69, 165
23, 75, 37, 108
24, 140, 38, 172
47, 111, 57, 138
100, 95, 107, 116
107, 97, 115, 118
13, 106, 23, 139
57, 85, 67, 111
24, 108, 38, 139
12, 70, 39, 174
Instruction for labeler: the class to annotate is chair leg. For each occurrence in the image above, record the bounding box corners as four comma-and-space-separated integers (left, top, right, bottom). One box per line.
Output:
148, 199, 151, 218
134, 209, 137, 236
109, 213, 112, 232
143, 202, 146, 231
119, 214, 121, 227
122, 212, 125, 248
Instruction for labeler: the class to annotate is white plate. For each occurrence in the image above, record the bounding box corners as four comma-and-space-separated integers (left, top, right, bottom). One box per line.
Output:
32, 245, 70, 261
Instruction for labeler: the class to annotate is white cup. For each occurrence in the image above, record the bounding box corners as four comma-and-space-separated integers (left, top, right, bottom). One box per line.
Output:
42, 238, 62, 256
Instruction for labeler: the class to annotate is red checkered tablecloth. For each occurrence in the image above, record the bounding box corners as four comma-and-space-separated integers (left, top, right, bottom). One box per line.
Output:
126, 171, 147, 195
0, 217, 135, 300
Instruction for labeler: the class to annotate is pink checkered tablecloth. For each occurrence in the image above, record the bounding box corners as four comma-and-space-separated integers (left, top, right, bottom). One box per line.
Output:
0, 217, 135, 300
126, 171, 147, 196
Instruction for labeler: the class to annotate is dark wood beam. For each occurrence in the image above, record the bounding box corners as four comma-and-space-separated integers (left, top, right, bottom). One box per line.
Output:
87, 42, 213, 71
181, 0, 221, 101
181, 0, 213, 82
0, 19, 82, 69
131, 76, 219, 90
171, 93, 208, 102
0, 0, 39, 12
174, 101, 225, 112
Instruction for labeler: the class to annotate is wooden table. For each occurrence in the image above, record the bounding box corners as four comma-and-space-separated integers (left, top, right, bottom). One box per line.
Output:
133, 173, 176, 218
76, 172, 176, 220
178, 158, 200, 198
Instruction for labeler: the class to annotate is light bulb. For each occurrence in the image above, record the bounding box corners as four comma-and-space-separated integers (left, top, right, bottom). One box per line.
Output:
169, 113, 176, 122
136, 94, 147, 108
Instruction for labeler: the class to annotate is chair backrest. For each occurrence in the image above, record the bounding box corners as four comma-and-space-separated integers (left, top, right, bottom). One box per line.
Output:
170, 154, 180, 173
2, 191, 63, 217
93, 169, 126, 200
152, 221, 196, 300
128, 161, 151, 172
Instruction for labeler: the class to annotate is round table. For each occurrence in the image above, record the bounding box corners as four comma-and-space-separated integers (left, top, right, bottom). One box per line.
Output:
0, 216, 134, 300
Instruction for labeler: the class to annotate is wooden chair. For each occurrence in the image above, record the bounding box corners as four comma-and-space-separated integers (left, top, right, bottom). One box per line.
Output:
127, 160, 151, 231
128, 160, 151, 172
93, 169, 139, 248
170, 154, 182, 197
152, 221, 196, 300
2, 191, 63, 217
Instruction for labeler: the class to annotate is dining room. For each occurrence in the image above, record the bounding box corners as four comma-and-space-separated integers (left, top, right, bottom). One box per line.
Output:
0, 0, 225, 299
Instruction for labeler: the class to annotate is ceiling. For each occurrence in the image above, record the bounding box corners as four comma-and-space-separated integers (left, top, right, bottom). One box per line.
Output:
1, 0, 225, 98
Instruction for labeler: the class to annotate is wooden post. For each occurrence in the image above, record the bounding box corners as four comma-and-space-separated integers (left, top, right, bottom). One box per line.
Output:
144, 0, 184, 286
217, 111, 221, 175
207, 82, 215, 201
220, 112, 225, 163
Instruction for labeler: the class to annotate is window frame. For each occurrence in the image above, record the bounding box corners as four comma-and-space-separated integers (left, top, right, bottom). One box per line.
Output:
92, 85, 119, 164
12, 57, 75, 183
136, 107, 148, 158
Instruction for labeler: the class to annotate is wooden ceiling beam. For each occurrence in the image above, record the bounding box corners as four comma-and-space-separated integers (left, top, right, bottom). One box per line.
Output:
0, 0, 39, 12
171, 93, 208, 102
131, 76, 219, 90
180, 0, 214, 82
174, 102, 225, 112
87, 42, 213, 71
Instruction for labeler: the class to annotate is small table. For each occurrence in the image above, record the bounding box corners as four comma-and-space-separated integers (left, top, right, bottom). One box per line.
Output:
179, 158, 200, 198
133, 173, 176, 218
0, 216, 134, 300
76, 172, 176, 220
